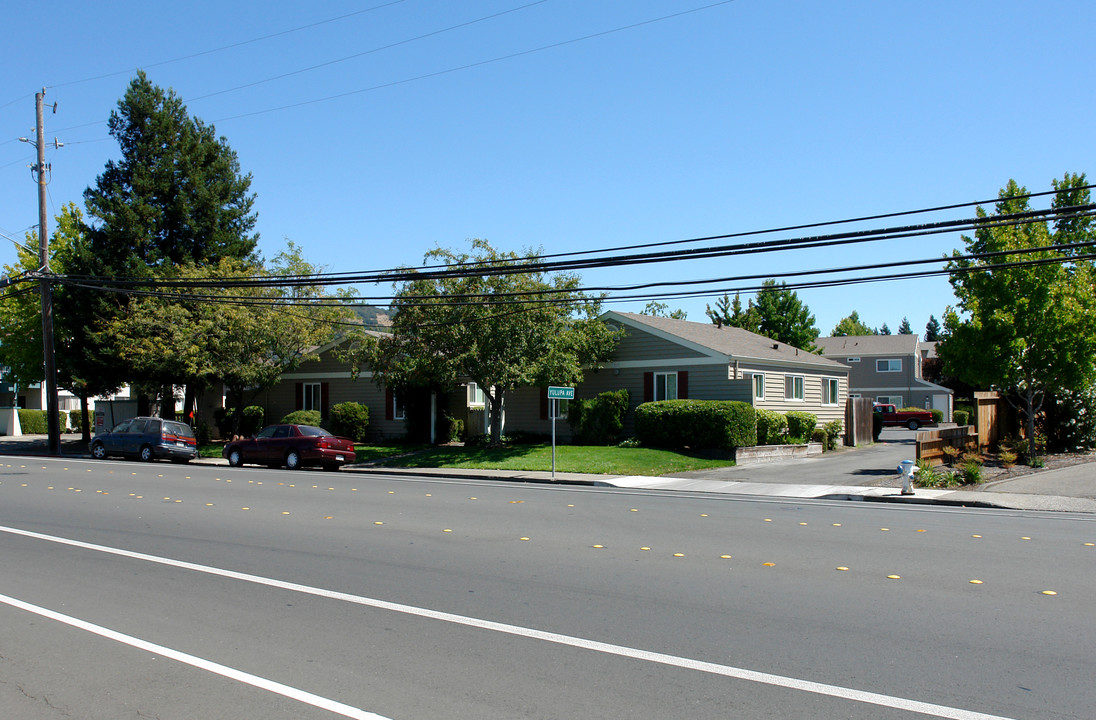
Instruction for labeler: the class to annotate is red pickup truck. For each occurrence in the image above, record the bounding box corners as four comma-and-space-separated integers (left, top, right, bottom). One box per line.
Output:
873, 403, 934, 430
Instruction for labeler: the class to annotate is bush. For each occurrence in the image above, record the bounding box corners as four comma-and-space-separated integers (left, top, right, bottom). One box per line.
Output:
194, 420, 211, 446
756, 409, 788, 445
930, 408, 944, 424
567, 389, 630, 445
18, 409, 48, 434
953, 409, 970, 426
240, 406, 265, 436
635, 400, 756, 451
915, 459, 960, 488
960, 460, 984, 484
811, 428, 828, 447
441, 413, 464, 443
329, 402, 370, 442
786, 411, 817, 444
823, 419, 843, 451
281, 409, 322, 426
69, 408, 91, 434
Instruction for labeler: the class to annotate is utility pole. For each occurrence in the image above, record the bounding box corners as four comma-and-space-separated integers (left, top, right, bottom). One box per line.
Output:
21, 89, 62, 455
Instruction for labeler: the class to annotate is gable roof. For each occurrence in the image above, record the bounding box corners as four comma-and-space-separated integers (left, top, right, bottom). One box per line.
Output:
814, 334, 920, 357
605, 311, 847, 371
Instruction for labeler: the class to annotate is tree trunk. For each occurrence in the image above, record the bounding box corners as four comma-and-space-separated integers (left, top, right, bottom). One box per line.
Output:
488, 390, 504, 445
80, 393, 91, 444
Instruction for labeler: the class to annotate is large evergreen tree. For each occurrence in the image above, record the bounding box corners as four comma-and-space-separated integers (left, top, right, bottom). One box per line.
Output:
897, 317, 913, 335
707, 282, 818, 350
831, 311, 875, 336
924, 315, 941, 341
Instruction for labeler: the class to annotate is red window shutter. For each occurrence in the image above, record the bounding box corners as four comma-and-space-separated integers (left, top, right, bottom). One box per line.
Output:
643, 372, 653, 403
540, 389, 548, 420
295, 383, 303, 410
385, 387, 394, 420
678, 371, 688, 399
321, 382, 330, 417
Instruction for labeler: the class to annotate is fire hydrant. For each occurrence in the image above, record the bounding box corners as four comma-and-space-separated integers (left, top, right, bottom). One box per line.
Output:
898, 459, 918, 495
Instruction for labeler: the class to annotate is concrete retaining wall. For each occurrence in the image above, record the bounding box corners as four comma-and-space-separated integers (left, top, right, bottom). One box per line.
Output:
735, 442, 823, 465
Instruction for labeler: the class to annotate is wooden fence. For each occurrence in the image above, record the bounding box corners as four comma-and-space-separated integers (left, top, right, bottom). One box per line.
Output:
844, 397, 875, 447
916, 426, 979, 466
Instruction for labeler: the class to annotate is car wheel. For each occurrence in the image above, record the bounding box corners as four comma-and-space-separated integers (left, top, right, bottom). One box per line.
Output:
91, 442, 107, 460
227, 449, 243, 468
907, 419, 921, 431
139, 445, 154, 462
285, 450, 301, 470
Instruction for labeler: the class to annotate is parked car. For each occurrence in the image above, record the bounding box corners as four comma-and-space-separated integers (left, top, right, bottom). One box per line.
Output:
222, 424, 357, 470
873, 403, 935, 430
90, 416, 198, 463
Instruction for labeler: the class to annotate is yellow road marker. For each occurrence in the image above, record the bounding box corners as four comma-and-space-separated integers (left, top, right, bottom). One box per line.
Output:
1041, 590, 1057, 596
969, 580, 983, 584
762, 562, 776, 567
887, 575, 901, 579
836, 567, 849, 571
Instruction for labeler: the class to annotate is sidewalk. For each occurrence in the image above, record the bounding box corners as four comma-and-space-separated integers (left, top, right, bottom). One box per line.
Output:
3, 433, 1094, 513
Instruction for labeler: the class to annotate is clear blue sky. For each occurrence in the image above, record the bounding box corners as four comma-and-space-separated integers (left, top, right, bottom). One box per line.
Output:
3, 0, 1094, 338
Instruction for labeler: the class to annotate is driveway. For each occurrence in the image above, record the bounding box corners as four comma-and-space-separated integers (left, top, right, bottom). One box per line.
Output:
667, 428, 918, 487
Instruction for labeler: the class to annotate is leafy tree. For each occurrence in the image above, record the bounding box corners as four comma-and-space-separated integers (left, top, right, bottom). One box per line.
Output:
706, 292, 759, 332
939, 174, 1096, 462
753, 280, 820, 350
831, 311, 875, 336
641, 301, 687, 320
897, 317, 913, 334
345, 239, 620, 444
924, 314, 941, 341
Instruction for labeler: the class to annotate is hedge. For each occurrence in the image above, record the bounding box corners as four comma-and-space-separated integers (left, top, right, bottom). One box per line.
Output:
280, 409, 322, 427
755, 408, 788, 445
567, 389, 629, 445
635, 400, 756, 451
329, 402, 370, 442
953, 409, 970, 427
69, 408, 90, 433
18, 409, 48, 434
785, 411, 818, 443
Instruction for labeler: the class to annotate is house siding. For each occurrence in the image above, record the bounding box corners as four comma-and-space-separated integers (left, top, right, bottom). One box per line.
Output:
613, 325, 710, 362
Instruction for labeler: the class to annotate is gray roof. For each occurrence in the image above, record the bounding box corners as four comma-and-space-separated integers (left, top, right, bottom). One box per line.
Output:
814, 334, 920, 357
606, 312, 847, 370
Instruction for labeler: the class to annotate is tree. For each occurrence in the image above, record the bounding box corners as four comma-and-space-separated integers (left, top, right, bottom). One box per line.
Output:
879, 323, 891, 335
65, 71, 260, 405
641, 301, 687, 320
831, 311, 875, 336
345, 239, 620, 444
705, 292, 759, 332
939, 174, 1096, 462
753, 280, 820, 349
897, 317, 913, 335
924, 315, 941, 341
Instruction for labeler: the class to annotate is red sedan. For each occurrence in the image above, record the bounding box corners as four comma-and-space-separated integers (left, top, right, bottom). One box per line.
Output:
222, 424, 357, 470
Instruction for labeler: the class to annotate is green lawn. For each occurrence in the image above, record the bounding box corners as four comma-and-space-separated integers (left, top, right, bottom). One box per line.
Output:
374, 444, 735, 476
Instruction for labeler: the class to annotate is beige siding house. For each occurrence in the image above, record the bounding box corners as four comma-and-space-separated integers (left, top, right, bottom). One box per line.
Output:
501, 311, 850, 440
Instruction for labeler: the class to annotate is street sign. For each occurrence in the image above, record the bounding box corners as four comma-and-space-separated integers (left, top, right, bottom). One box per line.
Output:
547, 386, 575, 400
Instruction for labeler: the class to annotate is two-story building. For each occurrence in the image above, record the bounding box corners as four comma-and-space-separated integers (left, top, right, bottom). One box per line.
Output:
814, 334, 952, 420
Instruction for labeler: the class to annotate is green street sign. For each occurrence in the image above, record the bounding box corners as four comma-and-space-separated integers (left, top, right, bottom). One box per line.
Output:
547, 386, 574, 400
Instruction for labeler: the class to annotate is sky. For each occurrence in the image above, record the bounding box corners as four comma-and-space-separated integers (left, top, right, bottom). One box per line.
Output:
3, 0, 1094, 339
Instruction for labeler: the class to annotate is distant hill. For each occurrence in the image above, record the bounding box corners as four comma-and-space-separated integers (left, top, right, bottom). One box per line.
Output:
352, 305, 392, 330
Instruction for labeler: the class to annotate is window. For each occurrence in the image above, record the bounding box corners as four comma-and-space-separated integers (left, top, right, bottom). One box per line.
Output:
467, 382, 485, 407
784, 375, 805, 401
393, 393, 406, 420
847, 357, 860, 363
823, 378, 840, 405
877, 359, 902, 373
877, 395, 903, 406
549, 398, 569, 419
654, 372, 678, 401
302, 382, 321, 411
752, 373, 765, 400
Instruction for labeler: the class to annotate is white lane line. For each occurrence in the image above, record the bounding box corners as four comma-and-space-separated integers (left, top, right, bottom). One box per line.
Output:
0, 524, 1015, 720
0, 591, 390, 720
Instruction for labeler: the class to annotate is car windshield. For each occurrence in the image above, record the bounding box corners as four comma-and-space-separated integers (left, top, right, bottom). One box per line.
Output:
297, 425, 330, 437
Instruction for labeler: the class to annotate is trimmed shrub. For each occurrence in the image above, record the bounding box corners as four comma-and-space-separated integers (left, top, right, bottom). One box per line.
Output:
953, 409, 970, 427
823, 419, 843, 451
18, 409, 48, 434
871, 410, 883, 441
240, 406, 265, 436
280, 409, 322, 426
929, 408, 944, 424
785, 411, 817, 444
811, 427, 828, 447
567, 389, 630, 445
69, 408, 91, 434
329, 402, 370, 442
756, 409, 788, 445
634, 400, 756, 451
441, 413, 464, 443
195, 420, 212, 446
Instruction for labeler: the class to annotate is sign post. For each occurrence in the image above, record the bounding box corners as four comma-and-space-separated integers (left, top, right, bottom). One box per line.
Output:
547, 386, 575, 479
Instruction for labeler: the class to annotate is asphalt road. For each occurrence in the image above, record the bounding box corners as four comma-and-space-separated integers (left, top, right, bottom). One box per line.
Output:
1, 455, 1093, 719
